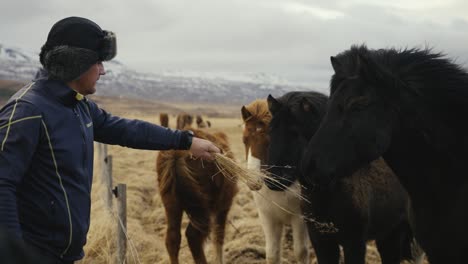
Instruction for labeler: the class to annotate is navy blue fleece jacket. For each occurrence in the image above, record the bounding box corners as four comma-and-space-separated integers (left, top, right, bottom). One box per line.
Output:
0, 78, 191, 261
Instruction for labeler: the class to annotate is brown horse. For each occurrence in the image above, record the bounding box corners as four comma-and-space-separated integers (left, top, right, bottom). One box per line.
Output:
156, 129, 238, 264
241, 99, 311, 264
160, 112, 169, 127
176, 113, 193, 129
196, 115, 208, 128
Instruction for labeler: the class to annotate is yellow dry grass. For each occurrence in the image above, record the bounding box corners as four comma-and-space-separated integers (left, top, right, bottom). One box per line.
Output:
81, 101, 428, 264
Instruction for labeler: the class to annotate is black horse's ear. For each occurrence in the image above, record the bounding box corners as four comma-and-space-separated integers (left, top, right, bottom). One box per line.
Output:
330, 56, 343, 75
267, 94, 281, 114
241, 105, 252, 121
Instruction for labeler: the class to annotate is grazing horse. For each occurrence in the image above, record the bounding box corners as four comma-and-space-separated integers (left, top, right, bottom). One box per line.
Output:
160, 112, 169, 127
241, 99, 311, 264
268, 92, 423, 264
176, 113, 193, 129
301, 45, 468, 263
156, 129, 238, 264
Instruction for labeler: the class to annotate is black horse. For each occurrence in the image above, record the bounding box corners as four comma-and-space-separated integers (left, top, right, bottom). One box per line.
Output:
267, 91, 422, 264
301, 44, 468, 263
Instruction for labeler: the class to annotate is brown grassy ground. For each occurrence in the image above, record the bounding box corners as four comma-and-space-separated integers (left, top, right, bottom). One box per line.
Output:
0, 81, 427, 263
80, 99, 428, 264
0, 80, 26, 104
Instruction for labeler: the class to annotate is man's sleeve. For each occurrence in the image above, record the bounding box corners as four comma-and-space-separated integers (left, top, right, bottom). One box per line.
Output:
0, 102, 42, 237
87, 100, 192, 150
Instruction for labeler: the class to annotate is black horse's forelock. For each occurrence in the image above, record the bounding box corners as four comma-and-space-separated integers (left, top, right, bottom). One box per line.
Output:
271, 91, 325, 124
281, 91, 328, 117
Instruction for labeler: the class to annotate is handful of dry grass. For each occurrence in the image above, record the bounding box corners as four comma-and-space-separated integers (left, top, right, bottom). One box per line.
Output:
213, 153, 263, 191
213, 153, 307, 200
213, 153, 339, 233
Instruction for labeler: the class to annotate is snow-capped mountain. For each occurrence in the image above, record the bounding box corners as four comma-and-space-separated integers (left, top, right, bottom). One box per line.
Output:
0, 43, 313, 104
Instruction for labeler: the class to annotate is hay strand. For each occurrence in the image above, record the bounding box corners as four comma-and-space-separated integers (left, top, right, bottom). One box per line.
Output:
213, 153, 263, 191
212, 152, 338, 233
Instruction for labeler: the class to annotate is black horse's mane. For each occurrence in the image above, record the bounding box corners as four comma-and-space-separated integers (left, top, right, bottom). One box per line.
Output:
332, 44, 468, 108
332, 44, 468, 154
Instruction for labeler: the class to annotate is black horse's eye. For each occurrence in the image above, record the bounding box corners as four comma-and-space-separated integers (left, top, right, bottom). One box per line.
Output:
345, 96, 370, 112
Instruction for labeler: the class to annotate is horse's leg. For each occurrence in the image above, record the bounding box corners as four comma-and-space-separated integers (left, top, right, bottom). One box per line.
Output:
212, 208, 230, 264
342, 238, 366, 264
291, 216, 311, 264
308, 229, 339, 264
376, 236, 401, 264
377, 222, 417, 264
185, 211, 210, 264
162, 198, 183, 264
261, 211, 284, 264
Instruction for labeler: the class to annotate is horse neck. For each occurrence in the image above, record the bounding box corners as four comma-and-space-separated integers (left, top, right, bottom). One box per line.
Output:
384, 109, 468, 206
395, 94, 468, 160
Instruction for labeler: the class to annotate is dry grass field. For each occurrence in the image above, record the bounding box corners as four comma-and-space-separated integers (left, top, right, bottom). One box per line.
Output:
0, 80, 428, 263
80, 97, 428, 264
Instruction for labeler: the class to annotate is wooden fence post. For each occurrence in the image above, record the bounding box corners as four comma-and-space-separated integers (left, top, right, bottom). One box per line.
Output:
97, 143, 113, 209
115, 184, 127, 264
104, 155, 113, 209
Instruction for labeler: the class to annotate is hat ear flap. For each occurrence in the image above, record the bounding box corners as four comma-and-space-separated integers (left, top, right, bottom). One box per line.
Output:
100, 31, 117, 61
43, 46, 98, 82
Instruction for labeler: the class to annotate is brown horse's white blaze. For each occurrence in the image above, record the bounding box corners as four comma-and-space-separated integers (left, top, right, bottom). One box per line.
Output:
156, 128, 238, 264
241, 100, 311, 264
247, 150, 261, 170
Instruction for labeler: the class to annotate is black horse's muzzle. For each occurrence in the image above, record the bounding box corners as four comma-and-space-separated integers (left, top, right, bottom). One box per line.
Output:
300, 158, 338, 191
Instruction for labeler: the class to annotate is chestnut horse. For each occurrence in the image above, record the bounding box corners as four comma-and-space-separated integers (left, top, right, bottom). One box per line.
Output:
196, 115, 208, 128
156, 129, 238, 264
241, 99, 311, 264
176, 113, 193, 129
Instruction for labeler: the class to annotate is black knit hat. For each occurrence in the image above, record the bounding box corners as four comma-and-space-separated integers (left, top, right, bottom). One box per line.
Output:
39, 16, 117, 82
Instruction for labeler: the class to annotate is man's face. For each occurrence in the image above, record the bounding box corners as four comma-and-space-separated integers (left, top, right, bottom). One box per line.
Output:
73, 62, 105, 95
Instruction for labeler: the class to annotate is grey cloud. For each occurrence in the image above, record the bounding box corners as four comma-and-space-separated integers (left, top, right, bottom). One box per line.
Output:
1, 0, 468, 88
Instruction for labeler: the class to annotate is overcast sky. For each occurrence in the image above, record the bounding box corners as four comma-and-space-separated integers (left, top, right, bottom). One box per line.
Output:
1, 0, 468, 88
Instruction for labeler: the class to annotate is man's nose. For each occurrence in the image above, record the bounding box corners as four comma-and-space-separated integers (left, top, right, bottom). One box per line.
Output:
98, 63, 106, 75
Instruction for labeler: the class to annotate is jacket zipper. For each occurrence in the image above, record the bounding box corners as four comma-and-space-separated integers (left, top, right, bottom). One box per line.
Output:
59, 106, 87, 258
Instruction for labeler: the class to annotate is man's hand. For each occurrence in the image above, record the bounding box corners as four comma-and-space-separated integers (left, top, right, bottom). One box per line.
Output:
189, 137, 221, 161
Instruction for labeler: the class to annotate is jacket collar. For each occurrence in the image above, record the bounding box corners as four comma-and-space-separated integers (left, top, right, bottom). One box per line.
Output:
35, 69, 85, 106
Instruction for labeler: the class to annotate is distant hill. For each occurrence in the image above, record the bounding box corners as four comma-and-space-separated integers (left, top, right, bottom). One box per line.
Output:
0, 43, 319, 105
0, 79, 240, 117
0, 80, 25, 105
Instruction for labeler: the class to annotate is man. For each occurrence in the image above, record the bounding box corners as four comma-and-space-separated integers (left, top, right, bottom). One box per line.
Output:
0, 16, 220, 263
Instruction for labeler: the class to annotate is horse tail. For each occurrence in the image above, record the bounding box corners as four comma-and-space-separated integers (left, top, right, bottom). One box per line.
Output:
156, 150, 178, 197
157, 150, 198, 196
